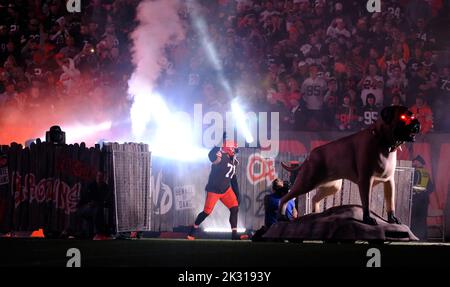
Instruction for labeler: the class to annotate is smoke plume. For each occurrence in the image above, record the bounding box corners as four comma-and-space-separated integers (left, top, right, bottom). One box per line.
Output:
128, 0, 186, 140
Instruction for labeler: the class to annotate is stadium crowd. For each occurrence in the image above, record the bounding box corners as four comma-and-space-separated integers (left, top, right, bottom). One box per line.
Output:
0, 0, 449, 134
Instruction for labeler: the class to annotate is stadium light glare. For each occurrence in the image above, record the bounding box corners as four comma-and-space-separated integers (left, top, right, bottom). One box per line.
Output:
149, 118, 209, 162
130, 91, 208, 162
65, 121, 112, 144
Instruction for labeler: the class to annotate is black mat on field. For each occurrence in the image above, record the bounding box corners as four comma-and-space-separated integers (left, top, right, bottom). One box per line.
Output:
264, 205, 418, 242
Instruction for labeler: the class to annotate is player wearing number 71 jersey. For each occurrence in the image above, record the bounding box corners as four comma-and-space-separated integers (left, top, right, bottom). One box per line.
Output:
187, 140, 241, 240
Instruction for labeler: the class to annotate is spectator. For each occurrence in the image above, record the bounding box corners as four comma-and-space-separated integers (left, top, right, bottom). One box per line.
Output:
309, 1, 328, 29
347, 88, 363, 109
1, 39, 21, 65
259, 1, 280, 24
422, 50, 436, 73
410, 95, 433, 134
323, 91, 338, 130
435, 66, 450, 131
58, 57, 81, 93
101, 23, 119, 51
300, 33, 322, 60
59, 35, 79, 59
7, 86, 27, 111
390, 93, 405, 106
426, 70, 440, 106
383, 49, 407, 77
0, 82, 17, 103
336, 94, 358, 131
74, 42, 99, 74
411, 17, 435, 45
88, 21, 101, 44
301, 64, 327, 130
78, 23, 97, 46
43, 1, 64, 31
287, 97, 306, 131
327, 41, 341, 64
408, 65, 432, 106
49, 17, 70, 50
359, 63, 384, 107
386, 65, 408, 103
326, 17, 351, 40
23, 18, 41, 46
275, 78, 299, 110
272, 80, 290, 108
296, 0, 311, 18
411, 155, 434, 240
406, 44, 424, 79
352, 18, 370, 43
267, 89, 292, 131
292, 60, 309, 86
325, 77, 339, 98
28, 82, 43, 109
264, 14, 287, 45
359, 93, 380, 130
344, 76, 357, 92
346, 44, 365, 79
286, 76, 301, 107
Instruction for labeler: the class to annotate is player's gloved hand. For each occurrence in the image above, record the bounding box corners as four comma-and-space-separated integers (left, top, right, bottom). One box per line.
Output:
208, 146, 221, 162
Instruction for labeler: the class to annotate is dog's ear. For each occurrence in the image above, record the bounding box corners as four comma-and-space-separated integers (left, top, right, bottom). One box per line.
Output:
380, 106, 396, 124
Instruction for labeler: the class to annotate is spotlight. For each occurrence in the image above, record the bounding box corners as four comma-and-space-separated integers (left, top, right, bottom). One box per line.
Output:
45, 125, 66, 145
231, 98, 254, 144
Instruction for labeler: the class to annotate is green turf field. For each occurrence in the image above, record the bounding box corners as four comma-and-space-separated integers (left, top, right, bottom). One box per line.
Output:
1, 238, 450, 267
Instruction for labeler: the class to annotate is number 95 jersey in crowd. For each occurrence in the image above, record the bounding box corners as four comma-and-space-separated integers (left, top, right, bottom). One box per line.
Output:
205, 146, 239, 194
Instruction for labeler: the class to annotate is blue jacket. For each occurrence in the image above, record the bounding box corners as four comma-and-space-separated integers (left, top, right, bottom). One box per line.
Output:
264, 192, 295, 228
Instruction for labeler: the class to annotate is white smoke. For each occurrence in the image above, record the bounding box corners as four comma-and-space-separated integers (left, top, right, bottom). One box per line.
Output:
128, 0, 186, 140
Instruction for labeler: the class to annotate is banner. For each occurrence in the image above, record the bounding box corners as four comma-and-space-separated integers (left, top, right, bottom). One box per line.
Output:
0, 142, 101, 234
0, 142, 151, 235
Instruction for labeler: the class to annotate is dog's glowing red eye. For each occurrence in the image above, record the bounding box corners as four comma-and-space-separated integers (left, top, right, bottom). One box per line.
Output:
401, 115, 407, 120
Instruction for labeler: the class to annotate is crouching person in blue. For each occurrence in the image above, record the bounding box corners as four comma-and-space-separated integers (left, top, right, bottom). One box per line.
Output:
252, 178, 298, 241
265, 178, 298, 227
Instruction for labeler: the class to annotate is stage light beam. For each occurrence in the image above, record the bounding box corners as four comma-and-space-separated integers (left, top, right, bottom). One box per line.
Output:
231, 98, 254, 144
